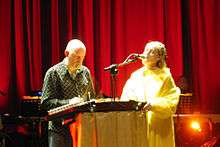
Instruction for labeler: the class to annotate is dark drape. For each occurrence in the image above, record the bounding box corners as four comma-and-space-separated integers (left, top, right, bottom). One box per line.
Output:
0, 0, 220, 113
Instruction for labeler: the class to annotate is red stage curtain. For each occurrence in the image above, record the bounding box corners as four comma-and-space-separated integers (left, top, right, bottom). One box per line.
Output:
0, 0, 11, 109
77, 0, 183, 97
188, 0, 220, 113
0, 0, 220, 113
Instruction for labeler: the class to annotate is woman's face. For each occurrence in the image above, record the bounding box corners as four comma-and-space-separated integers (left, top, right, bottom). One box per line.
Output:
142, 48, 161, 68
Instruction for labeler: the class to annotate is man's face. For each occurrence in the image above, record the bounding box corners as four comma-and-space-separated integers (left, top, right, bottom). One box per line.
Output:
68, 48, 85, 70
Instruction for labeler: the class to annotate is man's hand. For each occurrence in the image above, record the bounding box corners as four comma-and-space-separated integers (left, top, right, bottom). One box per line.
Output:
69, 97, 83, 105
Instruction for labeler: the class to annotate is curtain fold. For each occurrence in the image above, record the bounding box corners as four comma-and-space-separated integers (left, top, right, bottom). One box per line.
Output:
14, 0, 28, 97
26, 0, 42, 90
164, 0, 183, 79
51, 0, 61, 65
77, 0, 95, 77
66, 0, 73, 41
0, 0, 11, 109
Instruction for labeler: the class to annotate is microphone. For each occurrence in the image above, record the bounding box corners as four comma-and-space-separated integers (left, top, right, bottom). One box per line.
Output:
133, 54, 147, 59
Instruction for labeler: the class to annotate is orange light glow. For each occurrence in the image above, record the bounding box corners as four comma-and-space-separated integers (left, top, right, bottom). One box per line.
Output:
190, 121, 202, 132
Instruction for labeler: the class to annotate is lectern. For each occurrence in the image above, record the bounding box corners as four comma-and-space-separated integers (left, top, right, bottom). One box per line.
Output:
66, 101, 148, 147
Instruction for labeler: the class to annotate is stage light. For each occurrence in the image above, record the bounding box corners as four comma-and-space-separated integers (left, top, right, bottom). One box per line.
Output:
190, 120, 202, 132
175, 115, 214, 146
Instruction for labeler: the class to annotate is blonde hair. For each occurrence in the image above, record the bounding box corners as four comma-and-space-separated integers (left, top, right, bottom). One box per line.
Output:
144, 41, 167, 68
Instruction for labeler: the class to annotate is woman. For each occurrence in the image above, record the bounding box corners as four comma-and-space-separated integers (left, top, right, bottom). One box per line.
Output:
121, 41, 180, 147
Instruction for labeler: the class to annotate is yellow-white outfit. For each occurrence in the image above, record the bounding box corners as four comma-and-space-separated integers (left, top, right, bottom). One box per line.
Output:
121, 67, 180, 147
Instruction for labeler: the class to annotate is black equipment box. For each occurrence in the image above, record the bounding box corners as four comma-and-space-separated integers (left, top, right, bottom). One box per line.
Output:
21, 96, 41, 116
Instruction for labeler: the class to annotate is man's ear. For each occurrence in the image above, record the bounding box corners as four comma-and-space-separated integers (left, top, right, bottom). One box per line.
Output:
64, 50, 69, 57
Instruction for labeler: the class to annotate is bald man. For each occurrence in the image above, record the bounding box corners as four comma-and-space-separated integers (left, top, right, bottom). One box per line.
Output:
41, 39, 95, 147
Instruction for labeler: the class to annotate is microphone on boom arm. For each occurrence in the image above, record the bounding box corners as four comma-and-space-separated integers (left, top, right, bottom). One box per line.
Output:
104, 53, 146, 71
133, 53, 147, 59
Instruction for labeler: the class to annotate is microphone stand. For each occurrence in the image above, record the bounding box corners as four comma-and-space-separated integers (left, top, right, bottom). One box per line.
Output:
104, 54, 137, 102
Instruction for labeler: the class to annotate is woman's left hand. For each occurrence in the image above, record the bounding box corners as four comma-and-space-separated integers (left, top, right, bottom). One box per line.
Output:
142, 102, 152, 111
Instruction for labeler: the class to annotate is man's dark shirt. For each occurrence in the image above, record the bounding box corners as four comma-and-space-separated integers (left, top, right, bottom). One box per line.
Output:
41, 60, 95, 132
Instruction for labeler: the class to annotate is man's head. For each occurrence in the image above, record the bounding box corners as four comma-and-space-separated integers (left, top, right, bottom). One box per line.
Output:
64, 39, 86, 72
142, 41, 167, 69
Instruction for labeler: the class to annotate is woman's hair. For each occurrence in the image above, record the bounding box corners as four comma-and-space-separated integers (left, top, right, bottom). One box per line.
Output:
145, 41, 167, 68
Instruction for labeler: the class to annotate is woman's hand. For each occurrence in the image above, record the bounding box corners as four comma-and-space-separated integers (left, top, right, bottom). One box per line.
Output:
142, 102, 152, 111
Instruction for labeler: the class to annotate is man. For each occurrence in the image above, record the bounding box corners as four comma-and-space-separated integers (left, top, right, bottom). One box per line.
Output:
41, 39, 95, 147
121, 41, 180, 147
